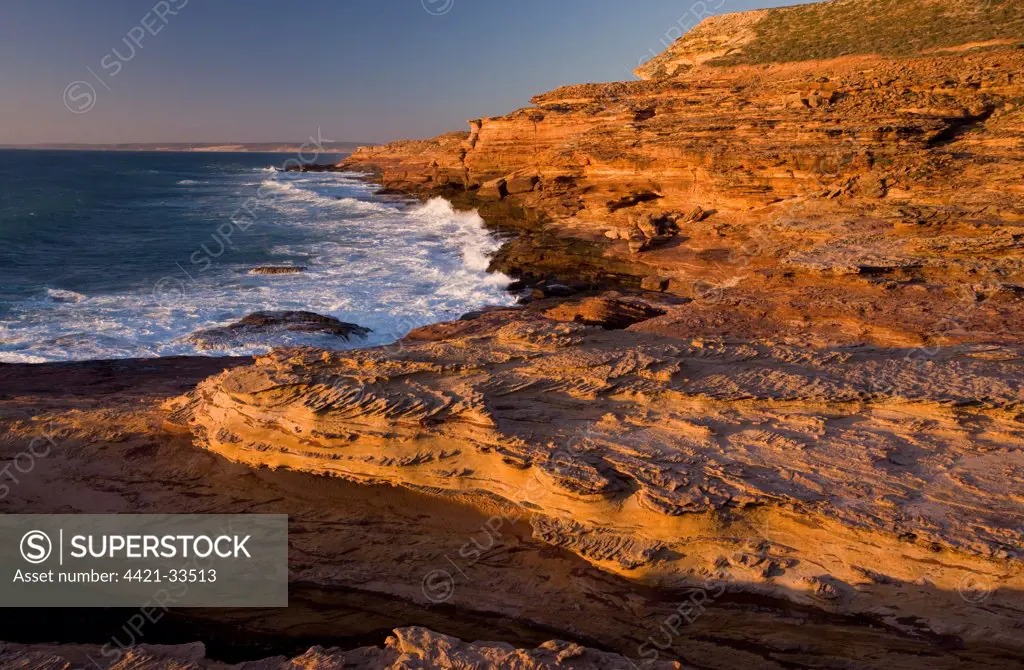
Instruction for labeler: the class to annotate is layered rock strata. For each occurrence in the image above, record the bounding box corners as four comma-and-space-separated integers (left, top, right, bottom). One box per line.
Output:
341, 37, 1024, 347
177, 2, 1024, 665
4, 2, 1024, 668
3, 351, 1020, 668
182, 298, 1024, 653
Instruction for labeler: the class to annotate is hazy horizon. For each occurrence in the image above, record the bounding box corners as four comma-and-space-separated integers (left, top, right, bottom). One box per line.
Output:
1, 0, 811, 145
0, 140, 371, 148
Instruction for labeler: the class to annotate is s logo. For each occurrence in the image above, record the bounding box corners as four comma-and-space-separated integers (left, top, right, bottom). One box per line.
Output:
20, 530, 52, 564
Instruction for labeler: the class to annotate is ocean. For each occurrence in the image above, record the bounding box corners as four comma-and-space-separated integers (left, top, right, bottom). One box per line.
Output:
0, 150, 514, 363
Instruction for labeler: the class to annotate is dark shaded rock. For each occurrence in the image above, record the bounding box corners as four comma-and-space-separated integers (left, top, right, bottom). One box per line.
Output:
249, 266, 307, 275
479, 178, 508, 200
283, 163, 343, 172
607, 191, 663, 212
544, 297, 666, 330
998, 284, 1024, 299
532, 283, 580, 299
459, 306, 521, 322
187, 311, 370, 351
234, 311, 367, 334
641, 276, 671, 292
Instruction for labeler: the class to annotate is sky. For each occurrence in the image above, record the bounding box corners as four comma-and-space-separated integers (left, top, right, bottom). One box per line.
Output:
0, 0, 810, 145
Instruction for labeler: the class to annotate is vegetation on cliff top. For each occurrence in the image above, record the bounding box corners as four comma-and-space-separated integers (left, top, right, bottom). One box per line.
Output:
721, 0, 1023, 65
643, 0, 1024, 77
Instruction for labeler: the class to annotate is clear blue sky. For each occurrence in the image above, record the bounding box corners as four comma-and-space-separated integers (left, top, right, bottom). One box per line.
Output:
0, 0, 809, 144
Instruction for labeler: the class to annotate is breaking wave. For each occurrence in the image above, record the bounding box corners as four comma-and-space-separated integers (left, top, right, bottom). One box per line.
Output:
0, 163, 514, 362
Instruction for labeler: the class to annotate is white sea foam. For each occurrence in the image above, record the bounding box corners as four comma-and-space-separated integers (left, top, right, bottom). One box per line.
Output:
410, 198, 504, 273
0, 171, 515, 362
46, 288, 87, 303
0, 352, 49, 364
258, 179, 393, 215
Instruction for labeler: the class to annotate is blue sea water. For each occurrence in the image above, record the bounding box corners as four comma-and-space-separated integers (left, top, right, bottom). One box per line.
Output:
0, 150, 513, 362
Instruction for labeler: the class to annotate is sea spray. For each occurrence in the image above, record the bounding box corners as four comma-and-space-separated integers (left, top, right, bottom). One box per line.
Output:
0, 152, 515, 362
410, 197, 510, 276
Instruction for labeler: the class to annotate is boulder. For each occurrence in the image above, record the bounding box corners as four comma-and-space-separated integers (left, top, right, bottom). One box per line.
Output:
230, 311, 367, 334
187, 311, 370, 351
627, 228, 650, 254
631, 211, 660, 239
478, 178, 508, 200
641, 276, 670, 292
680, 205, 707, 223
803, 88, 837, 108
505, 173, 539, 194
249, 266, 307, 275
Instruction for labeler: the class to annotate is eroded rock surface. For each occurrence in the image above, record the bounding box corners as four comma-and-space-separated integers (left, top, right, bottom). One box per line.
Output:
187, 312, 370, 351
184, 301, 1024, 650
0, 627, 680, 669
340, 12, 1024, 349
2, 353, 1019, 669
173, 5, 1024, 657
4, 2, 1024, 668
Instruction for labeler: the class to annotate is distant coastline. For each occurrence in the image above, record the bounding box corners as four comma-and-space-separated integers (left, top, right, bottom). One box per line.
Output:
0, 141, 371, 153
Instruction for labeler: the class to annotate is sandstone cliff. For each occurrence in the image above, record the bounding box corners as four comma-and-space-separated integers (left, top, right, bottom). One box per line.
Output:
308, 1, 1024, 663
207, 0, 1023, 664
3, 2, 1023, 669
341, 5, 1024, 348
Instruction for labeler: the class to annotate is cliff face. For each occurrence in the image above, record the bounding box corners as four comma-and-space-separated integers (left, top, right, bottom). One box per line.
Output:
342, 33, 1024, 347
205, 2, 1024, 665
5, 3, 1021, 669
211, 1, 1024, 664
288, 4, 1024, 662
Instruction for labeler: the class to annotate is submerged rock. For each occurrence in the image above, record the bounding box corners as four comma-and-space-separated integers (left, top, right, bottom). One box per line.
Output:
282, 163, 343, 172
249, 266, 307, 275
187, 311, 370, 351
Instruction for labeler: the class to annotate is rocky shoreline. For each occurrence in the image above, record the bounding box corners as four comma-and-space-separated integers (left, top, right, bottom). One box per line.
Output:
2, 1, 1023, 668
2, 350, 1020, 669
0, 627, 681, 669
186, 311, 372, 352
